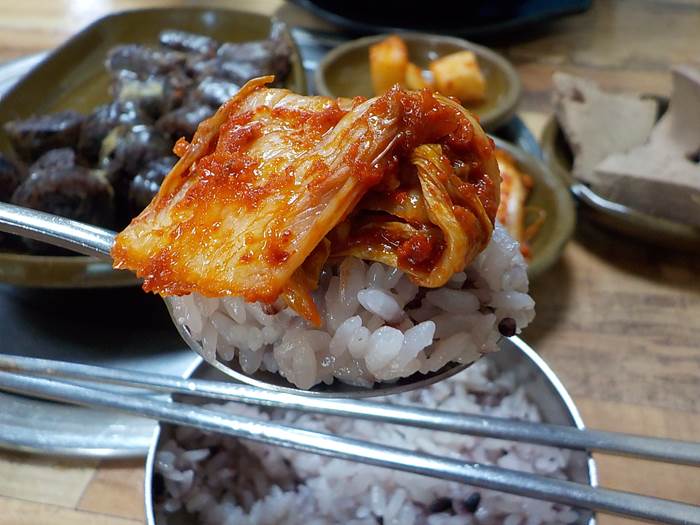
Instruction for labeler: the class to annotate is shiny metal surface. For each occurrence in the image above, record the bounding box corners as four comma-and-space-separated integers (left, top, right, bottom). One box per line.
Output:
2, 353, 699, 523
5, 351, 699, 466
0, 52, 548, 400
145, 337, 599, 525
0, 202, 115, 259
0, 391, 155, 457
0, 352, 199, 458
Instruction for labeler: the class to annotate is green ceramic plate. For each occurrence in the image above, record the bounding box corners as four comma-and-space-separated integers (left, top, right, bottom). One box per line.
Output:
541, 114, 700, 251
0, 7, 307, 288
492, 137, 576, 279
314, 33, 521, 131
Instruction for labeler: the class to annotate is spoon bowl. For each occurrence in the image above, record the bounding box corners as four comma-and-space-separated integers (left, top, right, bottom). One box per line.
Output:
0, 202, 478, 398
166, 298, 474, 397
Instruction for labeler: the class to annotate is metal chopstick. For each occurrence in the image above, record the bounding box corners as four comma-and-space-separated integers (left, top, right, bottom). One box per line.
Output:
0, 370, 698, 525
1, 353, 699, 466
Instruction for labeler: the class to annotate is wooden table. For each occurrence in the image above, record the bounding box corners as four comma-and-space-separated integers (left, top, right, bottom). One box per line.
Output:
0, 1, 698, 524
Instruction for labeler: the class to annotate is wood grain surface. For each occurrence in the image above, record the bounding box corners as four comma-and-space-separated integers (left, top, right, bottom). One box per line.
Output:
0, 1, 698, 524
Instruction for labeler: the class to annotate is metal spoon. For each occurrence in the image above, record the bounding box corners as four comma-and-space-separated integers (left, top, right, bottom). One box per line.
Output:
0, 202, 473, 398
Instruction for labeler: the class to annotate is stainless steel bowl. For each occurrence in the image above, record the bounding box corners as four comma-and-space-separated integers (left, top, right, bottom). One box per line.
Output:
144, 336, 597, 525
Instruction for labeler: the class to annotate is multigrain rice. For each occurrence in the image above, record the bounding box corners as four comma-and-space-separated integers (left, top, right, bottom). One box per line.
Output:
154, 358, 580, 525
170, 224, 535, 389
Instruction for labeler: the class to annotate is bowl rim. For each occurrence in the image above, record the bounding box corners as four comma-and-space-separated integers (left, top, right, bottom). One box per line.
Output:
143, 336, 598, 525
314, 31, 522, 131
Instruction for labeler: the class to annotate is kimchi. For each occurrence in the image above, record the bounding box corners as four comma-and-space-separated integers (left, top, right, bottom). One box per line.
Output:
113, 76, 500, 325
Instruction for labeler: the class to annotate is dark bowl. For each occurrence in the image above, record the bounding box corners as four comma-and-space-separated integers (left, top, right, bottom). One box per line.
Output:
289, 0, 592, 39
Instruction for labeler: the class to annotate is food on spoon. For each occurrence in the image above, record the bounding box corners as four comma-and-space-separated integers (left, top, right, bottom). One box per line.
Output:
495, 149, 544, 259
113, 77, 499, 307
369, 36, 486, 105
369, 35, 409, 95
430, 50, 486, 104
113, 76, 535, 389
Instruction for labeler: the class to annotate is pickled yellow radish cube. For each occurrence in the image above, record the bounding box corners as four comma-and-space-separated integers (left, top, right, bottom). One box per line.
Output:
430, 51, 486, 104
369, 35, 408, 95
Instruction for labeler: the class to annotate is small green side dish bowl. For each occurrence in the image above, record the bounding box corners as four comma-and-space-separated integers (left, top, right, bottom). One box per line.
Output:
492, 137, 576, 279
315, 33, 521, 131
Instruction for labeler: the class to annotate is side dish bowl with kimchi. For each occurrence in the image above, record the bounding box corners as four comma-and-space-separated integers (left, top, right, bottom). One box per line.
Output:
492, 137, 575, 280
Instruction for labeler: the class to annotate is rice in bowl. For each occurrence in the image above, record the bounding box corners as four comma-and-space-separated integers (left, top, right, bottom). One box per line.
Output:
169, 224, 535, 390
151, 342, 592, 525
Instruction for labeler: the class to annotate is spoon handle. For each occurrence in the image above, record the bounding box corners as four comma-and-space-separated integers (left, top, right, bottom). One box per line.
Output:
0, 202, 115, 260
